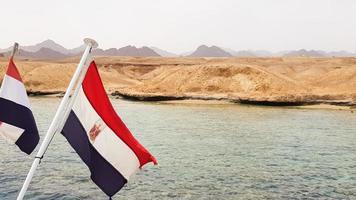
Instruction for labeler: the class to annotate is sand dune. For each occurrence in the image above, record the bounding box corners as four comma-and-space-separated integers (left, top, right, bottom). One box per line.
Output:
1, 57, 356, 105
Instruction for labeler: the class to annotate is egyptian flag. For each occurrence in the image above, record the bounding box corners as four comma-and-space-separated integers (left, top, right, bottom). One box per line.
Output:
61, 60, 157, 197
0, 57, 39, 154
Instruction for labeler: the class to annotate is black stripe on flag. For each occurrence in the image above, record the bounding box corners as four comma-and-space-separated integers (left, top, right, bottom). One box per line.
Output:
61, 111, 127, 197
0, 97, 39, 154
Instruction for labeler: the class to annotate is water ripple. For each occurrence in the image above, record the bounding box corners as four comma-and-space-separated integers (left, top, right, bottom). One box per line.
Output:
1, 98, 356, 199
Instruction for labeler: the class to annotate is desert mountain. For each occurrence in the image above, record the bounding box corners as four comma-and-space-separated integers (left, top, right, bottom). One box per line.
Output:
289, 50, 356, 57
223, 48, 277, 57
16, 48, 69, 59
19, 39, 69, 54
251, 50, 274, 57
326, 51, 356, 57
224, 49, 256, 57
92, 48, 119, 56
224, 49, 356, 57
283, 49, 325, 57
0, 40, 161, 58
116, 46, 160, 57
188, 45, 232, 57
0, 39, 82, 55
1, 48, 68, 59
92, 46, 160, 57
1, 39, 356, 59
223, 48, 251, 57
150, 47, 178, 57
67, 44, 86, 55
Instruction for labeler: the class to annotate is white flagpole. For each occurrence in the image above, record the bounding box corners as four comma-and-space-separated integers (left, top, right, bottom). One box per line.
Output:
17, 38, 98, 200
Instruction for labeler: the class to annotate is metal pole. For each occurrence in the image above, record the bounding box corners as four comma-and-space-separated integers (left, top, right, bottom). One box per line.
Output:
16, 38, 98, 200
10, 42, 19, 58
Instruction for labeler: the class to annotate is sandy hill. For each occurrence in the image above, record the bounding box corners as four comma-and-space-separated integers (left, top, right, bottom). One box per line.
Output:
188, 45, 232, 57
1, 57, 356, 105
125, 64, 303, 97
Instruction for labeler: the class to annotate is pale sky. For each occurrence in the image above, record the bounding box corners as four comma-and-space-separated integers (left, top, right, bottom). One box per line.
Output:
1, 0, 356, 53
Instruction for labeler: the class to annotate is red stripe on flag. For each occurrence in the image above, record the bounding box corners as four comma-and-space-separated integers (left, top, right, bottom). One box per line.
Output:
82, 61, 157, 168
6, 57, 22, 82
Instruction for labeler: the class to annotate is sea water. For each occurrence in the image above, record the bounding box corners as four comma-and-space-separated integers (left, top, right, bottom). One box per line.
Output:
1, 97, 356, 199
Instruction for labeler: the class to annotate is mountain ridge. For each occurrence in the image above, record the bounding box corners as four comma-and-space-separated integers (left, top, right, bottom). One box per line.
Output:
92, 46, 160, 57
1, 39, 356, 59
1, 40, 161, 59
188, 45, 232, 57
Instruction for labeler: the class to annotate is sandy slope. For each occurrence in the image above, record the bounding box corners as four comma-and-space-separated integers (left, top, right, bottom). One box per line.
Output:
1, 57, 356, 105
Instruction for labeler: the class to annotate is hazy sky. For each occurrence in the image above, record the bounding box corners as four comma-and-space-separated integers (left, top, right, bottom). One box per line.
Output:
1, 0, 356, 53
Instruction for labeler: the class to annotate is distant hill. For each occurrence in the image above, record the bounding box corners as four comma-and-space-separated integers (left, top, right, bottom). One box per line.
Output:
117, 46, 160, 57
92, 46, 160, 57
223, 48, 251, 57
91, 48, 106, 56
283, 49, 325, 57
188, 45, 232, 57
0, 40, 86, 55
67, 44, 86, 55
1, 47, 69, 59
150, 47, 178, 57
223, 48, 277, 57
326, 51, 356, 57
16, 48, 69, 59
224, 48, 256, 57
104, 48, 121, 56
20, 39, 69, 54
1, 39, 356, 59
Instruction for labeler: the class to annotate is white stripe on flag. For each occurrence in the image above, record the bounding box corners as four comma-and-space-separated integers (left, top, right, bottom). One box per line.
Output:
0, 121, 24, 143
0, 74, 30, 108
72, 87, 140, 180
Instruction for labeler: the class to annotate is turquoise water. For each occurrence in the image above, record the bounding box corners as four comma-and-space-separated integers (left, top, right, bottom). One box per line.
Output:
1, 98, 356, 199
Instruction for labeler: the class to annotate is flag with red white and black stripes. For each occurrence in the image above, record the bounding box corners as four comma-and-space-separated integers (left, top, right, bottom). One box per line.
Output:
0, 57, 39, 154
61, 60, 157, 197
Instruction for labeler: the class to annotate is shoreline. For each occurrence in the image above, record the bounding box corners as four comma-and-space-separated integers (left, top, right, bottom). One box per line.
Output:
28, 91, 355, 111
112, 91, 356, 109
155, 99, 354, 110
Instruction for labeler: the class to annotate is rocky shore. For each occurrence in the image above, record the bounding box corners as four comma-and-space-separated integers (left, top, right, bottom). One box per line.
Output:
112, 91, 356, 107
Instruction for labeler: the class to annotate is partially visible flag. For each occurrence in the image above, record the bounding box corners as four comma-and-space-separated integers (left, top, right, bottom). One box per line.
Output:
61, 60, 157, 197
0, 57, 39, 154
